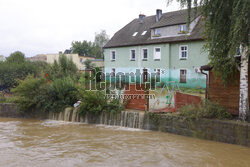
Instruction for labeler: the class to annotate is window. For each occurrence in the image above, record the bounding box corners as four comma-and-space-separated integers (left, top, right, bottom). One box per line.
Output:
180, 24, 187, 32
111, 51, 116, 61
154, 29, 161, 36
180, 69, 187, 83
141, 31, 147, 35
130, 49, 136, 61
142, 48, 148, 60
132, 32, 138, 36
179, 45, 188, 59
111, 68, 116, 77
154, 47, 161, 60
156, 69, 160, 76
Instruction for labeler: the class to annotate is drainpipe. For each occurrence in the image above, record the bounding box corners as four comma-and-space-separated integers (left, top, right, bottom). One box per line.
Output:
200, 68, 208, 99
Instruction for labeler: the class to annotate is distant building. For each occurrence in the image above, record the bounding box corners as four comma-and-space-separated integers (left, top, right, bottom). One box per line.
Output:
29, 53, 103, 70
0, 55, 6, 62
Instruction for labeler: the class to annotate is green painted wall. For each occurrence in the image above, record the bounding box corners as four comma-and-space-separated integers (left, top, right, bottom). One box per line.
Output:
104, 41, 209, 88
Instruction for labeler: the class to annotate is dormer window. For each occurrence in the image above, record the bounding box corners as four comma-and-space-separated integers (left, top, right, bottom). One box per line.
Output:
141, 31, 147, 35
180, 24, 187, 32
132, 32, 138, 36
154, 29, 161, 36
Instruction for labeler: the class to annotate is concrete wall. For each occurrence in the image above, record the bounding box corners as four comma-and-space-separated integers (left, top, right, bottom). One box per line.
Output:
104, 41, 208, 88
0, 103, 48, 119
143, 114, 250, 147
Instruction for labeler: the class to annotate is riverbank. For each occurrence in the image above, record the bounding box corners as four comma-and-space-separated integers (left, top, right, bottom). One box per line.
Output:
0, 103, 249, 147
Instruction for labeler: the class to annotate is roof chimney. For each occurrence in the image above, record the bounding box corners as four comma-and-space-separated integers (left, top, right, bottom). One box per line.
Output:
156, 9, 162, 22
139, 14, 146, 24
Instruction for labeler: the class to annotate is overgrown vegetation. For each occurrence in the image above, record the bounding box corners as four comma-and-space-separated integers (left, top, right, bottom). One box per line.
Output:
0, 51, 46, 90
11, 54, 124, 115
178, 100, 232, 120
79, 90, 125, 116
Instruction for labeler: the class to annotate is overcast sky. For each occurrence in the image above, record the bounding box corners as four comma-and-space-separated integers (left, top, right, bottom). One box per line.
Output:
0, 0, 181, 57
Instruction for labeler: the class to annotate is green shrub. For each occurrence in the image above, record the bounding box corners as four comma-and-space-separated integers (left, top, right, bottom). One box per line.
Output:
178, 100, 232, 120
45, 54, 78, 81
13, 76, 80, 113
79, 90, 125, 116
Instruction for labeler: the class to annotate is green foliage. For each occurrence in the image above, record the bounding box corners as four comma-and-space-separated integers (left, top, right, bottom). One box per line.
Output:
83, 59, 94, 69
79, 90, 124, 116
178, 100, 232, 120
12, 75, 47, 112
169, 0, 249, 82
46, 54, 78, 81
38, 77, 80, 113
0, 51, 43, 89
13, 75, 80, 113
94, 30, 109, 48
71, 30, 109, 58
6, 51, 25, 63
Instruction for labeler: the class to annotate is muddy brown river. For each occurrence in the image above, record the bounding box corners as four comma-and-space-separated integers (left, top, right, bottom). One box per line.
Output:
0, 118, 249, 167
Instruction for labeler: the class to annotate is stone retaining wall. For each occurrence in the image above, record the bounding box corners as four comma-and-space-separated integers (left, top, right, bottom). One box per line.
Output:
0, 103, 48, 119
143, 114, 250, 147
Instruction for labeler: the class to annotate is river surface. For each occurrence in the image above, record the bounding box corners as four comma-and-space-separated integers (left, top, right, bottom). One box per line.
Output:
0, 118, 250, 167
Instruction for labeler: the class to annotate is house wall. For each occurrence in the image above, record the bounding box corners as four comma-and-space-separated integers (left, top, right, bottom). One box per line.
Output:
208, 71, 250, 115
91, 60, 104, 70
104, 41, 208, 88
38, 54, 95, 70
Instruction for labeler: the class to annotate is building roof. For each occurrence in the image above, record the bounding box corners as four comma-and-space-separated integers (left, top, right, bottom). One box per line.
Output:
104, 8, 203, 48
151, 8, 199, 28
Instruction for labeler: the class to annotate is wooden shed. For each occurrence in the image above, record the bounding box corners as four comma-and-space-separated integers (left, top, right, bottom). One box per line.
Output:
200, 65, 250, 115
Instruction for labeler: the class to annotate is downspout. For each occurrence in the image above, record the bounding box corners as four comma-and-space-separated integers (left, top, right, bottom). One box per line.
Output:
200, 68, 208, 99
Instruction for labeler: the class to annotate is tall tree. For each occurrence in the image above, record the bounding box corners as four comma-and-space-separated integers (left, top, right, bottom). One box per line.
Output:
94, 30, 110, 49
6, 51, 25, 63
169, 0, 249, 121
71, 40, 93, 56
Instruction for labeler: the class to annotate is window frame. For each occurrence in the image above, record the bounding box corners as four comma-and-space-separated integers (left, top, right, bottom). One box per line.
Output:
180, 24, 187, 32
110, 50, 116, 61
179, 69, 187, 83
154, 47, 161, 60
141, 48, 148, 60
130, 49, 136, 61
154, 28, 161, 36
179, 45, 188, 60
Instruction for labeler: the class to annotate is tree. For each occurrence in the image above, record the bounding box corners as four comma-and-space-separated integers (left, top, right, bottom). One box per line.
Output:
46, 54, 78, 80
6, 51, 25, 63
83, 59, 94, 69
71, 40, 93, 56
94, 30, 109, 49
71, 30, 109, 59
169, 0, 249, 121
0, 51, 41, 90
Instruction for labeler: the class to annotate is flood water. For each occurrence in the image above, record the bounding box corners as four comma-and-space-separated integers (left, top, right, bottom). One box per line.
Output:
0, 118, 249, 167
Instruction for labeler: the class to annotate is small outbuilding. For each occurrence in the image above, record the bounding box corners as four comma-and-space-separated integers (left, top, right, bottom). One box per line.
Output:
200, 65, 250, 115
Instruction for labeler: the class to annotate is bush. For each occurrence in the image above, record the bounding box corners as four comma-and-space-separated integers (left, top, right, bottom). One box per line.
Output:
79, 90, 125, 116
13, 76, 80, 113
178, 100, 232, 120
0, 51, 48, 90
45, 54, 78, 81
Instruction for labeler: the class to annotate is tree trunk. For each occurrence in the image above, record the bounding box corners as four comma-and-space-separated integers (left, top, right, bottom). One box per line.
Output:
239, 45, 249, 121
